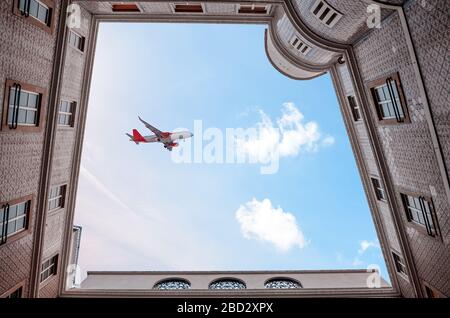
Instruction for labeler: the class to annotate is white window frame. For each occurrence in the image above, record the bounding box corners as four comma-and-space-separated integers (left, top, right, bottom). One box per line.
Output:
236, 4, 272, 15
48, 185, 66, 212
8, 87, 40, 127
40, 255, 58, 283
170, 2, 205, 14
310, 0, 343, 28
289, 35, 312, 56
19, 0, 50, 26
0, 201, 29, 239
58, 100, 75, 127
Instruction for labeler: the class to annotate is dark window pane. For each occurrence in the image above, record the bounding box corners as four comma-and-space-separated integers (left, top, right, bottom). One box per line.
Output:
313, 1, 323, 15
319, 7, 330, 21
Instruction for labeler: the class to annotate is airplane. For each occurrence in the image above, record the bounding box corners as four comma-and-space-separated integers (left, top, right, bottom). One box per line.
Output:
126, 116, 193, 151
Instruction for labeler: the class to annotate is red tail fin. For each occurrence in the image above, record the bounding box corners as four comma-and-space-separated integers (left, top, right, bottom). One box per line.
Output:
132, 129, 146, 142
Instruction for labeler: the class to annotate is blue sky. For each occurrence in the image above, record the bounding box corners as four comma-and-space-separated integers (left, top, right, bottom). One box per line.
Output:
74, 22, 388, 283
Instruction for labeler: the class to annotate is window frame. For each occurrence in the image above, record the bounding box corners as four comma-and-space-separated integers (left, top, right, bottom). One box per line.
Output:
370, 177, 387, 202
39, 253, 59, 285
48, 184, 67, 214
13, 0, 55, 34
58, 100, 77, 128
0, 281, 25, 298
171, 3, 204, 14
237, 4, 271, 15
368, 72, 410, 125
347, 95, 361, 122
0, 195, 34, 247
391, 250, 409, 281
310, 0, 343, 28
399, 191, 440, 239
422, 281, 446, 298
111, 3, 142, 13
1, 79, 47, 133
68, 29, 86, 53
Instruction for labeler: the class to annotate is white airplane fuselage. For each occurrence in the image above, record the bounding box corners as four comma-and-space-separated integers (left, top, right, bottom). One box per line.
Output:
143, 131, 193, 143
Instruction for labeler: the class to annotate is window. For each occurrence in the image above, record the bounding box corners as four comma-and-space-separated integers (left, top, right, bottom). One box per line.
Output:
423, 283, 444, 298
40, 255, 58, 283
392, 252, 407, 277
310, 0, 342, 28
238, 5, 268, 15
48, 185, 66, 212
58, 100, 76, 127
371, 177, 386, 201
289, 36, 312, 56
153, 279, 190, 290
401, 193, 437, 237
265, 278, 301, 289
347, 96, 361, 122
6, 286, 23, 298
111, 3, 141, 12
16, 0, 54, 31
2, 80, 45, 132
1, 199, 31, 245
68, 30, 85, 52
7, 85, 40, 127
369, 73, 409, 124
209, 279, 246, 290
173, 3, 203, 13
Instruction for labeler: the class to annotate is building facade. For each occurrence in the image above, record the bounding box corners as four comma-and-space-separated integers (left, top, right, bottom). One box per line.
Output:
0, 0, 449, 298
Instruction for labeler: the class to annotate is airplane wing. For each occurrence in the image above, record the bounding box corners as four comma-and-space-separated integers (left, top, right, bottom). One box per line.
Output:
138, 116, 163, 137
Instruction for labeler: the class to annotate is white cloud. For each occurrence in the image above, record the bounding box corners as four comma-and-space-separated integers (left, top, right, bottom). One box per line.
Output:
358, 240, 380, 254
235, 198, 306, 252
236, 102, 334, 162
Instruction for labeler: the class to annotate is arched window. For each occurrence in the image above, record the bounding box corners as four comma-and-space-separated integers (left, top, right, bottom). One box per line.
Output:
153, 278, 190, 290
264, 278, 301, 289
209, 278, 246, 290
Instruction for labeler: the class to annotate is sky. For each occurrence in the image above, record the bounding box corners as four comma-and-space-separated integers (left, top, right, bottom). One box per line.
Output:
74, 22, 389, 283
